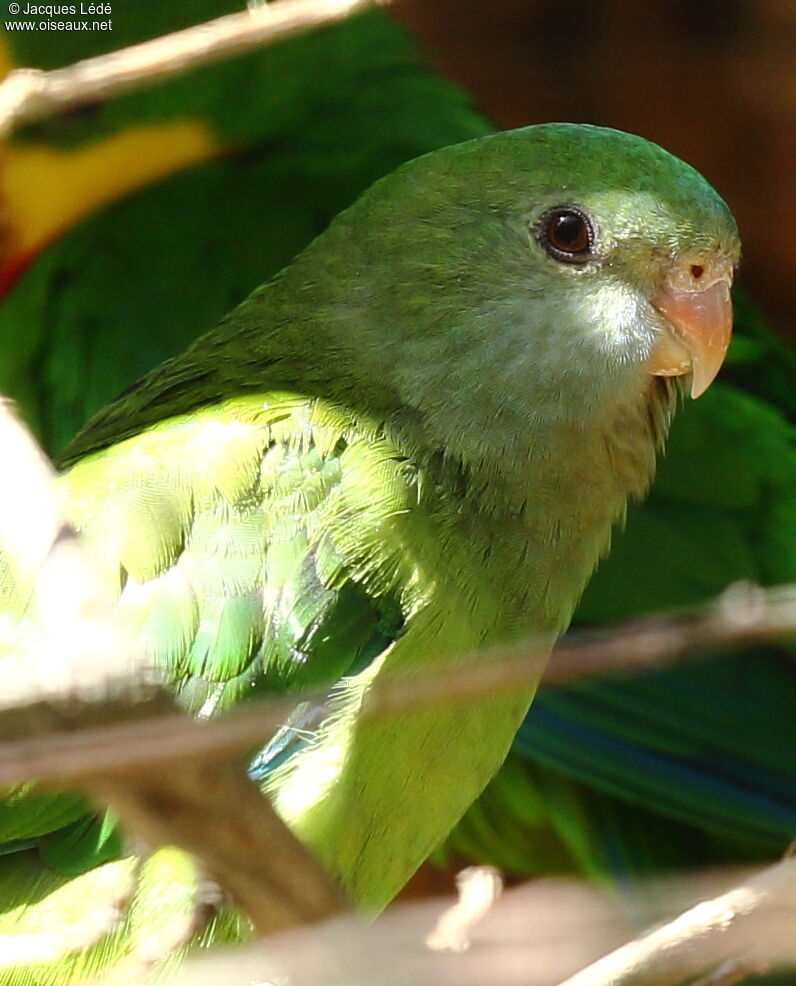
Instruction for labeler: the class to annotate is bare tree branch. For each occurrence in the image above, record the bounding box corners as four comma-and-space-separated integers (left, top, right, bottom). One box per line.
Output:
92, 762, 347, 937
171, 867, 796, 986
556, 856, 796, 986
175, 875, 645, 986
0, 0, 382, 139
2, 578, 795, 791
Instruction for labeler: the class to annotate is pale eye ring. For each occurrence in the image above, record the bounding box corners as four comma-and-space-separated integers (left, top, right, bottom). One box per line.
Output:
536, 205, 596, 264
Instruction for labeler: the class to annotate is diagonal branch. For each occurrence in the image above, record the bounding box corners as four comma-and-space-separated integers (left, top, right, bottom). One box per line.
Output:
0, 0, 382, 139
92, 761, 347, 936
556, 856, 796, 986
2, 579, 795, 790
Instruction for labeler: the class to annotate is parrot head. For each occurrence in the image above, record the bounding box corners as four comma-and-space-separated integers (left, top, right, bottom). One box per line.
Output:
516, 126, 738, 400
273, 122, 741, 469
509, 124, 739, 401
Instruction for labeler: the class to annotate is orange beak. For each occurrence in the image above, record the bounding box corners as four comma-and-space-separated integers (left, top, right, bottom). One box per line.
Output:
650, 272, 734, 398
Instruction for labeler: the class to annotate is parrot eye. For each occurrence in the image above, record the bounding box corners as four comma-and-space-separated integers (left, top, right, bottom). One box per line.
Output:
537, 206, 595, 263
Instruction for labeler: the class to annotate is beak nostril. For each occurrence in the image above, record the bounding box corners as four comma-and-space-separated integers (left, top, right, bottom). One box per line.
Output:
691, 264, 704, 280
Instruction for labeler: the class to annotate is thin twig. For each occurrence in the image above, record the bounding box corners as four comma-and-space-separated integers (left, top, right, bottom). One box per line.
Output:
556, 857, 796, 986
2, 580, 796, 788
425, 866, 503, 952
0, 0, 381, 139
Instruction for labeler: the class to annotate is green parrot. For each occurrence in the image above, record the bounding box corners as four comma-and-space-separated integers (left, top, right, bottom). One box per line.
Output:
3, 0, 795, 906
0, 123, 739, 980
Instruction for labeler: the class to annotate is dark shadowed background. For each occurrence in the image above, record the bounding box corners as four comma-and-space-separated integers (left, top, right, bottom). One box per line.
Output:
396, 0, 795, 343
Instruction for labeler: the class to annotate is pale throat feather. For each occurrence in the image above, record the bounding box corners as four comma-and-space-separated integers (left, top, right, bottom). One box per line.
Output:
420, 370, 678, 640
514, 374, 677, 636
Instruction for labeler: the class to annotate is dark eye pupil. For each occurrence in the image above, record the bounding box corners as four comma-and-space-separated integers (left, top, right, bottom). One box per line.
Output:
548, 211, 590, 254
536, 205, 595, 264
